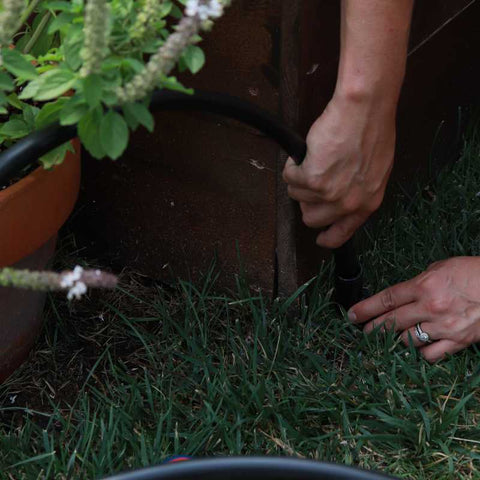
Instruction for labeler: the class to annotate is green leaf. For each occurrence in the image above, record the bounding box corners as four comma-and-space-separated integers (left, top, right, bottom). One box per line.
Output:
59, 98, 88, 126
47, 12, 76, 34
19, 80, 43, 101
83, 74, 103, 108
158, 2, 173, 17
2, 48, 38, 80
122, 102, 154, 133
122, 107, 139, 131
182, 45, 205, 74
0, 91, 8, 106
23, 105, 40, 130
39, 141, 74, 169
170, 4, 183, 19
34, 69, 77, 101
7, 93, 27, 109
78, 106, 105, 159
63, 29, 83, 71
159, 75, 193, 95
42, 1, 76, 11
25, 13, 56, 57
0, 72, 14, 92
0, 118, 31, 139
120, 58, 145, 74
35, 98, 68, 128
100, 110, 129, 160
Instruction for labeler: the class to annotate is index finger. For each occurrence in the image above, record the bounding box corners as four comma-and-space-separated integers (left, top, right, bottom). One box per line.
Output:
282, 157, 308, 187
348, 279, 419, 324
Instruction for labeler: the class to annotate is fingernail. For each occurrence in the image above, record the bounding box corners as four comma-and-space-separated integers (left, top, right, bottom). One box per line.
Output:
347, 310, 357, 322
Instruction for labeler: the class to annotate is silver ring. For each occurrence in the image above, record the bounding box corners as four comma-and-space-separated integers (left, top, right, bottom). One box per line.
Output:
415, 323, 432, 344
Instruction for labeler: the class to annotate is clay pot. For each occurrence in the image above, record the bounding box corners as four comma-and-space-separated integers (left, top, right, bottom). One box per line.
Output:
0, 141, 81, 383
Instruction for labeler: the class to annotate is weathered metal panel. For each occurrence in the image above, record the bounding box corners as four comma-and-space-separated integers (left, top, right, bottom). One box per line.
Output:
294, 0, 480, 284
73, 0, 480, 293
74, 1, 282, 291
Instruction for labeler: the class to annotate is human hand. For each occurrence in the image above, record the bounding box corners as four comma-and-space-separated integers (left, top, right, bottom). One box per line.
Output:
282, 93, 396, 248
348, 257, 480, 362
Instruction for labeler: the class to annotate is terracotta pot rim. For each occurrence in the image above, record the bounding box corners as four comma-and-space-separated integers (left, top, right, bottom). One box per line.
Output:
1, 163, 56, 199
0, 139, 81, 267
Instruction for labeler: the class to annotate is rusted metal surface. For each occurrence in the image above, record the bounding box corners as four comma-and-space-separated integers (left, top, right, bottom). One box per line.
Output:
294, 0, 480, 284
0, 237, 56, 384
74, 1, 282, 292
396, 0, 480, 186
73, 0, 480, 293
409, 0, 477, 54
276, 1, 301, 296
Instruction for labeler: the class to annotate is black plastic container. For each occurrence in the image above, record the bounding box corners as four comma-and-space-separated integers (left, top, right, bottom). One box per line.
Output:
103, 457, 397, 480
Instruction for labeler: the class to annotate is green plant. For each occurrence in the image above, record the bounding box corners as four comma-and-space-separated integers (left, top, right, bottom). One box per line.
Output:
0, 0, 230, 295
0, 0, 229, 168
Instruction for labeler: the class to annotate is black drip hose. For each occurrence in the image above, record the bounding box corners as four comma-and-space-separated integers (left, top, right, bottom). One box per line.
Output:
0, 90, 364, 309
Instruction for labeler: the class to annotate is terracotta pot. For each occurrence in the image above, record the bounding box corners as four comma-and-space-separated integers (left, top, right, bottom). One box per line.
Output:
0, 141, 81, 383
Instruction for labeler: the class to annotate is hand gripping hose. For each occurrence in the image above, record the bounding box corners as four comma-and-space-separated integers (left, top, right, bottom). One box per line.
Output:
0, 90, 364, 309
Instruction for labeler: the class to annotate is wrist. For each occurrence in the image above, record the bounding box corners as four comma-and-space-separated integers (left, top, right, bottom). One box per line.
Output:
332, 80, 400, 118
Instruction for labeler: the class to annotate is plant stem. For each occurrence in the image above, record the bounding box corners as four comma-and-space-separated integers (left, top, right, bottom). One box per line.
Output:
0, 267, 118, 295
23, 10, 51, 54
19, 0, 42, 26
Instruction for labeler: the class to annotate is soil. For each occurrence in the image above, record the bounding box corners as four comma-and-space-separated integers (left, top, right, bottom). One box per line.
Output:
0, 163, 38, 191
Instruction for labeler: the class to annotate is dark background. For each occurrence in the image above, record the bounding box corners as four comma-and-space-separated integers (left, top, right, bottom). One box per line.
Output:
71, 0, 480, 295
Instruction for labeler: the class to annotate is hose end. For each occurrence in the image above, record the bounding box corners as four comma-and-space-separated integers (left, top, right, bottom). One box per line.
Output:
334, 266, 367, 311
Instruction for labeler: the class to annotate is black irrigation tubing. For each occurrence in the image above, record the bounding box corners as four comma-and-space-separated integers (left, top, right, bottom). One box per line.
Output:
0, 89, 364, 309
104, 457, 397, 480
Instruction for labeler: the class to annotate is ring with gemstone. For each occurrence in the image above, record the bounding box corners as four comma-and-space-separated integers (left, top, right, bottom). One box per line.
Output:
415, 323, 433, 344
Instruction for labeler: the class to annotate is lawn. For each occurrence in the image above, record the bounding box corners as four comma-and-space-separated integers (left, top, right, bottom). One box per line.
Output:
1, 127, 480, 479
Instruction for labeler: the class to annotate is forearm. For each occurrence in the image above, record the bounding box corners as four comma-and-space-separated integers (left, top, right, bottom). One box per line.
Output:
335, 0, 414, 111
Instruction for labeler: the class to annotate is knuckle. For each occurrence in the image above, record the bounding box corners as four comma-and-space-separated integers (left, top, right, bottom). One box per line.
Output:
383, 313, 397, 330
323, 189, 341, 203
301, 205, 319, 228
306, 174, 325, 192
340, 195, 361, 214
442, 317, 457, 332
302, 212, 317, 228
426, 260, 443, 271
380, 289, 396, 311
417, 273, 441, 296
330, 223, 353, 245
425, 296, 451, 315
458, 332, 475, 346
319, 235, 342, 249
282, 164, 295, 184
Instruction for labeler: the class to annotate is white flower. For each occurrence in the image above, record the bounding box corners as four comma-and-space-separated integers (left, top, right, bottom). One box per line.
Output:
67, 282, 87, 301
60, 265, 84, 288
185, 0, 223, 20
61, 266, 88, 300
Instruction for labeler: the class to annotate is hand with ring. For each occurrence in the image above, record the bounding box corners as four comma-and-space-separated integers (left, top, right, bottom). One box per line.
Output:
347, 257, 480, 362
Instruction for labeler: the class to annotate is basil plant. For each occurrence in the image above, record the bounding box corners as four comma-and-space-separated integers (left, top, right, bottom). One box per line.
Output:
0, 0, 229, 168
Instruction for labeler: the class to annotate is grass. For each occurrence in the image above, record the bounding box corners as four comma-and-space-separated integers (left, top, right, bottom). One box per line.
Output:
1, 128, 480, 479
